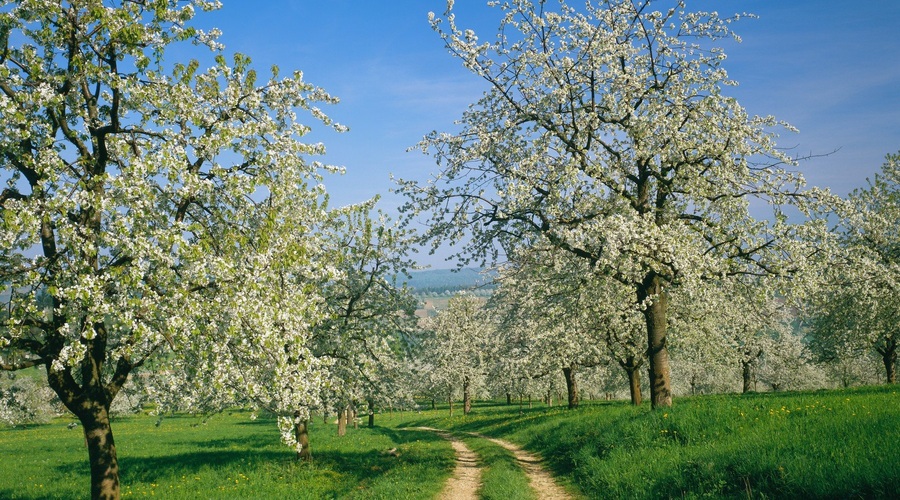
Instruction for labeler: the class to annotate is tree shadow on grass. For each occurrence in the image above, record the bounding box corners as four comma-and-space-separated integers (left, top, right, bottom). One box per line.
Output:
398, 406, 570, 438
310, 426, 454, 489
321, 426, 451, 472
369, 425, 444, 445
0, 487, 64, 500
188, 434, 280, 450
48, 448, 289, 484
27, 423, 452, 500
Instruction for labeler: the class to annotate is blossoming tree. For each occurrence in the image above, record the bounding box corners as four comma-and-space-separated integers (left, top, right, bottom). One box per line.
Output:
148, 201, 417, 462
398, 0, 823, 407
490, 246, 641, 407
309, 205, 418, 442
419, 292, 493, 415
0, 1, 344, 497
150, 182, 337, 462
808, 152, 900, 384
666, 276, 805, 394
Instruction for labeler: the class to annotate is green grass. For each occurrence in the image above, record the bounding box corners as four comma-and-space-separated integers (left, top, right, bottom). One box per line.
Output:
0, 411, 453, 499
1, 386, 897, 498
402, 385, 900, 499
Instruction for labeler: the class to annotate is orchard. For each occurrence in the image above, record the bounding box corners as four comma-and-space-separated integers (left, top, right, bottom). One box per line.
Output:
1, 1, 897, 499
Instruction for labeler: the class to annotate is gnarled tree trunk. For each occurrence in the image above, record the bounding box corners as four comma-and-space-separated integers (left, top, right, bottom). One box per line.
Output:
367, 399, 375, 428
294, 413, 311, 462
638, 273, 673, 408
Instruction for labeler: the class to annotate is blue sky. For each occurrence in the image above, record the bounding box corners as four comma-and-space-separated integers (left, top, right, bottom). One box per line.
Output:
204, 1, 900, 267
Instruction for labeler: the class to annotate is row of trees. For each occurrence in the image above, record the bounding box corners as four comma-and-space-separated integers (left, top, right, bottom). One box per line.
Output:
397, 0, 897, 411
415, 262, 889, 414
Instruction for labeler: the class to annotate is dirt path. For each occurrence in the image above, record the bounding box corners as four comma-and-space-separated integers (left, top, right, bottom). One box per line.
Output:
412, 427, 482, 500
410, 426, 572, 500
465, 431, 573, 500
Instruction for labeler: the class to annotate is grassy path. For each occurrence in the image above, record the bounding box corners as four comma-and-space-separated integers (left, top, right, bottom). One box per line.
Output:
464, 432, 572, 500
412, 427, 482, 499
412, 426, 572, 500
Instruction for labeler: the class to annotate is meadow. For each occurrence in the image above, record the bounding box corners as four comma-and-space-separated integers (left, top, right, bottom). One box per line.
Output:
0, 385, 897, 499
404, 385, 900, 498
0, 410, 452, 499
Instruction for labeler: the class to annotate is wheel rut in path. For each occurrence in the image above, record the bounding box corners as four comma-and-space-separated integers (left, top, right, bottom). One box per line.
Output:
464, 431, 573, 500
410, 426, 572, 500
411, 426, 481, 500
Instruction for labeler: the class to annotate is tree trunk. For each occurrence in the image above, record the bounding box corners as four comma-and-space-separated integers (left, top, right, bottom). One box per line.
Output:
506, 392, 512, 405
294, 414, 311, 462
742, 359, 753, 393
448, 389, 453, 417
546, 389, 552, 406
879, 339, 897, 384
885, 354, 896, 384
367, 399, 375, 428
463, 376, 472, 415
337, 406, 347, 437
626, 364, 642, 406
80, 403, 120, 500
638, 273, 673, 408
431, 398, 436, 410
47, 337, 125, 500
562, 365, 579, 409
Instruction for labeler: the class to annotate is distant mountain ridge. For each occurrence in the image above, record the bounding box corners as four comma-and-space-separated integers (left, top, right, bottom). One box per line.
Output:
403, 268, 495, 295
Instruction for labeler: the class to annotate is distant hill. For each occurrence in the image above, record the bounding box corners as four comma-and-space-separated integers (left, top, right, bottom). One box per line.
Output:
403, 268, 495, 295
